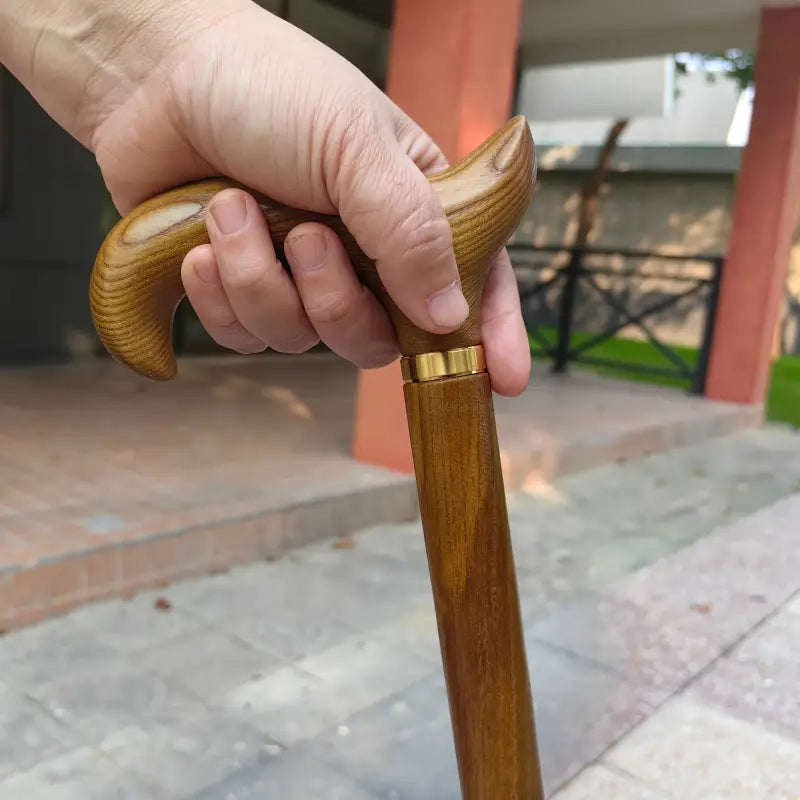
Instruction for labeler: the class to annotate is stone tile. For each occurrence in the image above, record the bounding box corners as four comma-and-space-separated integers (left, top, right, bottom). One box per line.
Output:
99, 711, 281, 797
288, 548, 434, 630
349, 522, 428, 567
176, 549, 433, 637
0, 746, 165, 800
224, 664, 328, 746
516, 560, 606, 620
688, 604, 800, 742
187, 753, 378, 800
508, 459, 790, 627
524, 641, 662, 794
225, 633, 434, 747
527, 592, 719, 694
0, 615, 119, 691
312, 640, 660, 798
133, 629, 284, 705
368, 605, 442, 667
532, 427, 800, 554
0, 684, 79, 779
606, 697, 800, 799
68, 589, 203, 652
298, 630, 430, 685
613, 505, 800, 612
309, 672, 460, 800
28, 658, 205, 742
278, 486, 418, 559
153, 568, 250, 618
552, 764, 668, 799
617, 494, 800, 615
222, 612, 353, 662
527, 495, 800, 696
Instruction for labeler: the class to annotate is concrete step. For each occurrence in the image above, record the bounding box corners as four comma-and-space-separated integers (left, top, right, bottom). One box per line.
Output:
0, 355, 762, 632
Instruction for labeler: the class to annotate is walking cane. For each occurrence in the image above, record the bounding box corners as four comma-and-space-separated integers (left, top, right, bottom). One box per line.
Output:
89, 115, 545, 799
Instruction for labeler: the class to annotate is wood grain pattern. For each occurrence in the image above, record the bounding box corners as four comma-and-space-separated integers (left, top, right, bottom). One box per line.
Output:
405, 372, 544, 800
90, 116, 536, 378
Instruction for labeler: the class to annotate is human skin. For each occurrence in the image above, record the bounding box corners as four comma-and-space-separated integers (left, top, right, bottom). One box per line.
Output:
0, 0, 531, 394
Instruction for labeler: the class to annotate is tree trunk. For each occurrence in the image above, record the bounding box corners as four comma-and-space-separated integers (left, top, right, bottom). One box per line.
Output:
572, 118, 629, 248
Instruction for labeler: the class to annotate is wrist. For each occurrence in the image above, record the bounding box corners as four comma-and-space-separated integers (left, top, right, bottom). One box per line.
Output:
0, 0, 248, 148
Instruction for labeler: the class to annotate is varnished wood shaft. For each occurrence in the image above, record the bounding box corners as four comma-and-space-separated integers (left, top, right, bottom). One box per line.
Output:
405, 372, 544, 800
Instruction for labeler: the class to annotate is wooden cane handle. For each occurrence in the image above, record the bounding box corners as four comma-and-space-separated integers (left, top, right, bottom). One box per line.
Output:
89, 116, 535, 379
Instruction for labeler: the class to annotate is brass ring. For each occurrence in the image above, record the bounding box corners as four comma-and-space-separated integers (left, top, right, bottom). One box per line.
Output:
401, 345, 487, 383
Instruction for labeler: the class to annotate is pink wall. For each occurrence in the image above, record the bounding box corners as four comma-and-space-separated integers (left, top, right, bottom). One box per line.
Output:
353, 0, 523, 470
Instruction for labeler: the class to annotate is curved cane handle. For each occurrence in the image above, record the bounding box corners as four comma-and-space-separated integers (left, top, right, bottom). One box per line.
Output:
90, 116, 536, 380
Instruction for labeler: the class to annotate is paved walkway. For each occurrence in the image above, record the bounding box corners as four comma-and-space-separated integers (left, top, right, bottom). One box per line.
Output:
1, 426, 799, 798
0, 355, 758, 632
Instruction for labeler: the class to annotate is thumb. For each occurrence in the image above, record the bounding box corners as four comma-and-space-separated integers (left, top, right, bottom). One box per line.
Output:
331, 124, 468, 335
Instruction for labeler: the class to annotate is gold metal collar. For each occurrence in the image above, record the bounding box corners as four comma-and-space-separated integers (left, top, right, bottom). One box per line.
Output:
400, 345, 487, 383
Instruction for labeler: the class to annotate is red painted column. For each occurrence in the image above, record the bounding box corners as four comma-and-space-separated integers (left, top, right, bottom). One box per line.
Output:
352, 0, 523, 470
705, 4, 800, 405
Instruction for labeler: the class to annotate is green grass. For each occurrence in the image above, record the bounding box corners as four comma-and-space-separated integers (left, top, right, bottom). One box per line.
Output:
529, 328, 800, 428
767, 355, 800, 428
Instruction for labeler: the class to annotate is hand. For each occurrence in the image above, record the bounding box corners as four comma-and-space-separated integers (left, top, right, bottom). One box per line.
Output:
1, 0, 531, 394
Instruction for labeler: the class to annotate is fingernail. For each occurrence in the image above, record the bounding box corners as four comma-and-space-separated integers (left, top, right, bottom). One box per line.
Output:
210, 193, 247, 235
286, 233, 327, 271
427, 280, 469, 328
193, 257, 218, 284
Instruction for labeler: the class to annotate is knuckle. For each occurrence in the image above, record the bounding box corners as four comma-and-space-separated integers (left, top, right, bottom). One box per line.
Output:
305, 289, 359, 327
205, 307, 239, 329
339, 99, 382, 155
220, 258, 272, 292
325, 97, 391, 203
390, 206, 453, 268
205, 317, 264, 354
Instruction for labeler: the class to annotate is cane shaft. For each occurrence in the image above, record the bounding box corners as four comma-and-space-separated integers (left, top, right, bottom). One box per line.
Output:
405, 371, 544, 800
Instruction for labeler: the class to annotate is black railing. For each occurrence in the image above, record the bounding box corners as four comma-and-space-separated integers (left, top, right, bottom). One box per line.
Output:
507, 244, 724, 395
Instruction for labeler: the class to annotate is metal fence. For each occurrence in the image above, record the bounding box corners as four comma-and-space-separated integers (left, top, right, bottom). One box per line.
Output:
507, 244, 724, 395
